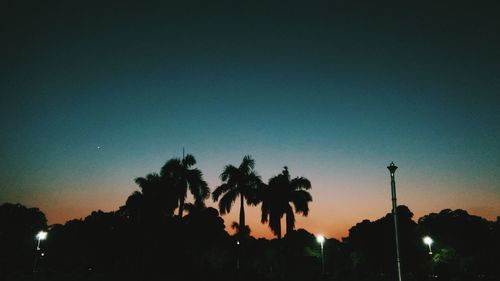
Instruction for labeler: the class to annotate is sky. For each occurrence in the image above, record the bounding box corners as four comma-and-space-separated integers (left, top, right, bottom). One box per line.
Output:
1, 0, 499, 239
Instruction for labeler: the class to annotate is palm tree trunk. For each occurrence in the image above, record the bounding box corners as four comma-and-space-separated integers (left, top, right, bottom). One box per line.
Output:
239, 194, 245, 228
178, 197, 184, 217
286, 210, 294, 236
276, 215, 282, 240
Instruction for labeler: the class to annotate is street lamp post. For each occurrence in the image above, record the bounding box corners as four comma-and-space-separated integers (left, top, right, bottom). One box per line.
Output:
423, 236, 433, 255
423, 236, 435, 278
316, 235, 325, 274
33, 231, 47, 273
36, 231, 47, 250
236, 240, 240, 272
388, 162, 403, 281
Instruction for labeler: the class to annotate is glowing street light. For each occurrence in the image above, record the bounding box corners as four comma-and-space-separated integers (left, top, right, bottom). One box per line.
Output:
423, 236, 435, 277
423, 236, 433, 254
33, 231, 47, 273
36, 231, 47, 250
316, 235, 325, 245
316, 235, 325, 274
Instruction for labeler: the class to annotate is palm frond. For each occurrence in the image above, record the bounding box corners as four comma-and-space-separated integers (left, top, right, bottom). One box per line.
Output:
290, 190, 312, 216
182, 154, 196, 167
240, 155, 255, 173
160, 158, 181, 178
212, 183, 231, 201
220, 165, 238, 182
187, 168, 209, 200
291, 177, 311, 190
267, 173, 282, 188
248, 172, 262, 186
218, 189, 238, 215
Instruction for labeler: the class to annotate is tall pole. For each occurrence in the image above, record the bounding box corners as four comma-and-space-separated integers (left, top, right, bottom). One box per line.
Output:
388, 162, 403, 281
236, 240, 240, 272
33, 231, 47, 274
320, 241, 324, 274
33, 237, 41, 273
317, 235, 325, 274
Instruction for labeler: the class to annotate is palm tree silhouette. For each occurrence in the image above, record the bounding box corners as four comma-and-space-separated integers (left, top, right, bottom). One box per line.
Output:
160, 154, 209, 217
212, 155, 262, 232
260, 166, 312, 239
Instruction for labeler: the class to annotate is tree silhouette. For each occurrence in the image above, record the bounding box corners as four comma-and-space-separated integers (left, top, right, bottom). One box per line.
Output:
1, 199, 498, 281
160, 154, 209, 217
0, 203, 47, 278
183, 204, 227, 241
343, 205, 419, 281
260, 166, 312, 239
212, 155, 262, 234
231, 221, 251, 237
130, 172, 177, 222
417, 209, 497, 280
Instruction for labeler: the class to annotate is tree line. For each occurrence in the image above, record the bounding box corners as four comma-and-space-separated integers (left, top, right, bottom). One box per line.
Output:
0, 155, 498, 281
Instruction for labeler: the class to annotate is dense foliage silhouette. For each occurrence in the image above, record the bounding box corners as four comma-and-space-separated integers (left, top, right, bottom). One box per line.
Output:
0, 203, 47, 279
1, 202, 498, 281
1, 155, 498, 281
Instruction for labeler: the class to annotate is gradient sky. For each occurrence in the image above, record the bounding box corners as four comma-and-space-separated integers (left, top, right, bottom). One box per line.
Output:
1, 1, 499, 239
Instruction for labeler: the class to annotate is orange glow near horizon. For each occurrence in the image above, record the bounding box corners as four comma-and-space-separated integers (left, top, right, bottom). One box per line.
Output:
24, 174, 500, 241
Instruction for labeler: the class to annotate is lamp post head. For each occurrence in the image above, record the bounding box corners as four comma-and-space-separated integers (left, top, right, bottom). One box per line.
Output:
423, 236, 433, 246
316, 235, 325, 244
387, 162, 398, 175
36, 231, 47, 241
